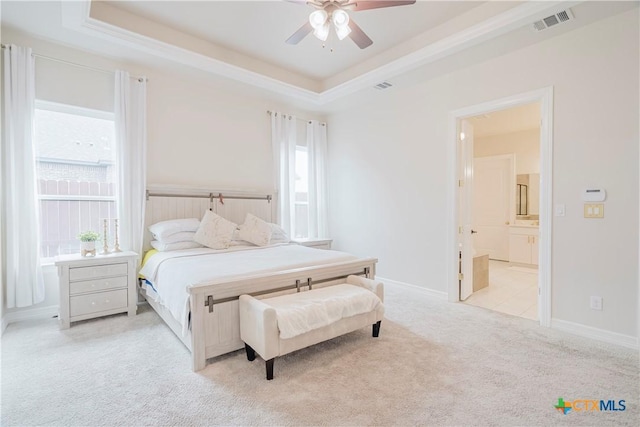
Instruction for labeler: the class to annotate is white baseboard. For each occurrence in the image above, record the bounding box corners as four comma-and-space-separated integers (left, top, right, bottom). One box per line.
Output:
2, 305, 59, 334
551, 318, 639, 350
377, 276, 448, 300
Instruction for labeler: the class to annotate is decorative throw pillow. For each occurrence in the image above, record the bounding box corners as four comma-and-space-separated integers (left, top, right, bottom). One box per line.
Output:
238, 213, 273, 247
194, 210, 237, 250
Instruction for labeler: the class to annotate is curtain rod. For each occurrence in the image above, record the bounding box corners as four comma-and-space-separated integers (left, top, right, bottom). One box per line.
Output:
1, 44, 147, 82
267, 110, 326, 126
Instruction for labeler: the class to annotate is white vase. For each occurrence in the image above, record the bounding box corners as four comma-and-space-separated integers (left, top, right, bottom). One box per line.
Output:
81, 241, 96, 257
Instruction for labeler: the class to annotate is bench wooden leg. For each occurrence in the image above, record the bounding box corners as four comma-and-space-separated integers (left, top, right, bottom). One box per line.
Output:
372, 320, 381, 337
245, 343, 256, 361
266, 358, 274, 380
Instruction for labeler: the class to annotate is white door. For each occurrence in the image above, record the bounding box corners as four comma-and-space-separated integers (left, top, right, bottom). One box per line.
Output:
472, 155, 514, 261
458, 119, 474, 300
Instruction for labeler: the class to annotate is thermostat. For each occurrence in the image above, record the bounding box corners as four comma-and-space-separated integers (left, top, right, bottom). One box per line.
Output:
582, 188, 606, 202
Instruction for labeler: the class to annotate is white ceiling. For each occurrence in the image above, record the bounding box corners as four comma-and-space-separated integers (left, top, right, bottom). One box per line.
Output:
1, 1, 638, 106
102, 1, 483, 82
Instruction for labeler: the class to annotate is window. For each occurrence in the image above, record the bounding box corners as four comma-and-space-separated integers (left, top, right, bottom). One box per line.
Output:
33, 101, 117, 259
294, 146, 309, 238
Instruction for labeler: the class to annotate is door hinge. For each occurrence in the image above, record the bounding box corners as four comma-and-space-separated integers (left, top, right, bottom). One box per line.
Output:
458, 179, 464, 187
458, 226, 463, 234
458, 273, 464, 280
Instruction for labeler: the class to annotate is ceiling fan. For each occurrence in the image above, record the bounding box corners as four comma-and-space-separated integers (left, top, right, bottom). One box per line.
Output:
285, 0, 416, 49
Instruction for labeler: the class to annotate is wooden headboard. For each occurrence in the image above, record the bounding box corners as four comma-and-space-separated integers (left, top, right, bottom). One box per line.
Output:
143, 186, 276, 251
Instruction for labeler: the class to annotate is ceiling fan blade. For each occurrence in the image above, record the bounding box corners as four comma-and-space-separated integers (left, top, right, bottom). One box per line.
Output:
348, 1, 416, 11
284, 0, 323, 6
348, 19, 373, 49
286, 21, 313, 45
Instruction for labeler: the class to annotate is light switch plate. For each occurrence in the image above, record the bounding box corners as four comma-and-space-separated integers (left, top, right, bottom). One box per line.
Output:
584, 203, 604, 218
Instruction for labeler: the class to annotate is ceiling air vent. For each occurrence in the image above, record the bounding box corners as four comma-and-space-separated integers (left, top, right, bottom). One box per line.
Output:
532, 9, 574, 32
374, 81, 392, 90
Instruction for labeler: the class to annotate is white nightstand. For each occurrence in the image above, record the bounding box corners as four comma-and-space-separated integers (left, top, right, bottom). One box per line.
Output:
55, 251, 138, 329
291, 238, 333, 250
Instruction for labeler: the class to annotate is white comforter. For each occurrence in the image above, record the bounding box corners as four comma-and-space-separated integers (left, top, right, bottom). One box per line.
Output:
139, 244, 357, 335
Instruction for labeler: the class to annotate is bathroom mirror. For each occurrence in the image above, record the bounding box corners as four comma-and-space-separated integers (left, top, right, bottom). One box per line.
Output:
516, 173, 540, 217
516, 175, 528, 215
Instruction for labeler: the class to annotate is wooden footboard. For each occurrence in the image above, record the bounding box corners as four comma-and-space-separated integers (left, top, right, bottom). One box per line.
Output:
188, 257, 377, 371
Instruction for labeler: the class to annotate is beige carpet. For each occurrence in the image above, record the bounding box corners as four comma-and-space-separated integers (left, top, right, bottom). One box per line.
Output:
1, 284, 638, 426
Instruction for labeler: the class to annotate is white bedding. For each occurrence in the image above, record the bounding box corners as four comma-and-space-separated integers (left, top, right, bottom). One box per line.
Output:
139, 244, 357, 335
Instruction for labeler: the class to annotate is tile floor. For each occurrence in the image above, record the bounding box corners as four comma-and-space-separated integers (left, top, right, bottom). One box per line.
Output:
463, 260, 538, 320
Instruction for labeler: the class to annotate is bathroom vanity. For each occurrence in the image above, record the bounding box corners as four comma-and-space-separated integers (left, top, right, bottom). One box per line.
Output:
508, 225, 539, 265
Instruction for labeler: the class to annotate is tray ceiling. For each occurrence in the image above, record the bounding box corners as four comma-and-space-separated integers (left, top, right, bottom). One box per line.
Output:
1, 1, 637, 105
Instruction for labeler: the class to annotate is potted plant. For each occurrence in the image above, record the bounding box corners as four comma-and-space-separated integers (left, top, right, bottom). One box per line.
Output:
78, 230, 100, 257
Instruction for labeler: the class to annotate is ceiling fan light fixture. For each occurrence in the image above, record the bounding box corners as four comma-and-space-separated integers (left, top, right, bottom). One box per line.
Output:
309, 9, 328, 29
313, 23, 330, 41
332, 9, 350, 28
335, 23, 352, 40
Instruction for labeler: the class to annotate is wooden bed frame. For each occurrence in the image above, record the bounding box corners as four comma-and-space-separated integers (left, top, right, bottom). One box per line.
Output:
142, 187, 378, 371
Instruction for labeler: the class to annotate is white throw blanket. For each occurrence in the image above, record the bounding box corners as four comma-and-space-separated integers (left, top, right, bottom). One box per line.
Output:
265, 284, 383, 339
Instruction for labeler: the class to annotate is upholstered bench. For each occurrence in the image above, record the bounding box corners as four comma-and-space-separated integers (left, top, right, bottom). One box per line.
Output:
239, 275, 384, 380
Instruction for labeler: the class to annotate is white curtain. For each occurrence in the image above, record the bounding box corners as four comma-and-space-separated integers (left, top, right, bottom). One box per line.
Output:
114, 71, 147, 258
306, 120, 329, 238
1, 44, 44, 308
271, 112, 297, 237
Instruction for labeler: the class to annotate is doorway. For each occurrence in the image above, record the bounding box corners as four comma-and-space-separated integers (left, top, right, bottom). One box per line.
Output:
464, 104, 539, 320
447, 88, 553, 327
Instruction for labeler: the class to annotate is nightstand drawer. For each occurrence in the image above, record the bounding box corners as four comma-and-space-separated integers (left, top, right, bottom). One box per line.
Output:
70, 289, 128, 317
69, 276, 128, 296
69, 263, 128, 281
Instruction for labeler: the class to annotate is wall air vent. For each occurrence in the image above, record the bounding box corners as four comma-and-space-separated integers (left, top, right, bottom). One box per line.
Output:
532, 9, 574, 32
374, 81, 393, 90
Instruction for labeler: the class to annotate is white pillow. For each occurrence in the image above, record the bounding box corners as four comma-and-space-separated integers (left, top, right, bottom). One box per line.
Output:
194, 210, 237, 249
150, 240, 203, 252
270, 223, 290, 244
238, 213, 273, 247
149, 218, 200, 241
229, 229, 250, 246
153, 231, 197, 244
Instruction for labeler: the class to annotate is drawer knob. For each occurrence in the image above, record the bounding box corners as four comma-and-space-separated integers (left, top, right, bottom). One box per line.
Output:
91, 301, 96, 306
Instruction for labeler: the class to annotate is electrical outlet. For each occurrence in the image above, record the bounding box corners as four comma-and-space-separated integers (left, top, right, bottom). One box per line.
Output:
584, 203, 604, 218
590, 296, 603, 311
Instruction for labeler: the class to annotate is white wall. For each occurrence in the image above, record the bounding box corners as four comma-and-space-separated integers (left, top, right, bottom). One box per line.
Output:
475, 129, 540, 175
327, 10, 639, 338
145, 73, 273, 190
0, 29, 323, 324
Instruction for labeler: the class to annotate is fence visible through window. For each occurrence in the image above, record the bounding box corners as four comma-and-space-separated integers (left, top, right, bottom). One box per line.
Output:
38, 179, 116, 259
34, 100, 117, 260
